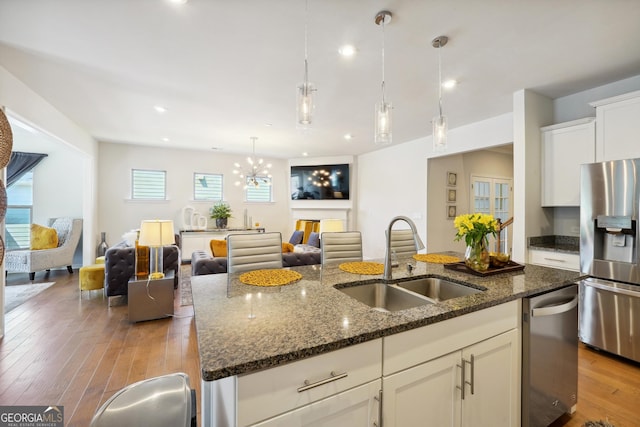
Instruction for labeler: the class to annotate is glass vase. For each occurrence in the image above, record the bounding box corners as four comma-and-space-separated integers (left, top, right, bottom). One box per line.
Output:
135, 240, 150, 278
465, 239, 490, 272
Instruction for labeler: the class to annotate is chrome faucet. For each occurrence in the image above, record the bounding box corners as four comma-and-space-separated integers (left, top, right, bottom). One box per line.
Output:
383, 216, 425, 281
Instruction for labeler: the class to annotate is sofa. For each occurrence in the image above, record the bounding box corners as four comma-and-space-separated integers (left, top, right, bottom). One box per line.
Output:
104, 240, 180, 297
191, 248, 321, 276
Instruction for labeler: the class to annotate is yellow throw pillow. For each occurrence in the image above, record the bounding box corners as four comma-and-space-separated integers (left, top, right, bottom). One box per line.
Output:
30, 223, 59, 250
210, 239, 227, 257
282, 242, 294, 253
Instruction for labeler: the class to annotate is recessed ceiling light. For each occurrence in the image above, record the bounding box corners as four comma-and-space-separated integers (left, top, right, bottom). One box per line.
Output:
442, 79, 457, 89
338, 45, 357, 57
161, 137, 170, 142
154, 105, 168, 113
168, 0, 188, 4
344, 133, 354, 140
302, 152, 308, 157
264, 123, 273, 127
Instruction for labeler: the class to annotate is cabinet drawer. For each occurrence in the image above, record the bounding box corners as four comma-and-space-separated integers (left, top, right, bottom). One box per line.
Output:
529, 249, 579, 271
383, 300, 519, 376
238, 338, 382, 426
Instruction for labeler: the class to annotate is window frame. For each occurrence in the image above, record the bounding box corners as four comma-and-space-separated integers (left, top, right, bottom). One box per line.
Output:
193, 172, 223, 201
131, 168, 167, 200
244, 176, 273, 203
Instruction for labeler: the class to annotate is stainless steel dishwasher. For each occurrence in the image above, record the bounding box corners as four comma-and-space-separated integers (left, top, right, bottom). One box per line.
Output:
522, 284, 578, 427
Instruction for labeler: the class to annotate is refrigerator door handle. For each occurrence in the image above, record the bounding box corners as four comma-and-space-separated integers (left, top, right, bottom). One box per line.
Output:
531, 295, 578, 317
584, 280, 640, 299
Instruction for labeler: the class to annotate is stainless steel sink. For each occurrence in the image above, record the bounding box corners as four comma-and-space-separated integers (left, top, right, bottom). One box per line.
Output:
395, 277, 484, 302
336, 282, 433, 312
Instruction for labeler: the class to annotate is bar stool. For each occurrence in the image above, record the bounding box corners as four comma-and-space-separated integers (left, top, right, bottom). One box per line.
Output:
90, 372, 196, 427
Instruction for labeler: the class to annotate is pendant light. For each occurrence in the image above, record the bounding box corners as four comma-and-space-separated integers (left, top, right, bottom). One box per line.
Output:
432, 35, 448, 152
374, 10, 392, 145
297, 0, 315, 129
233, 137, 272, 189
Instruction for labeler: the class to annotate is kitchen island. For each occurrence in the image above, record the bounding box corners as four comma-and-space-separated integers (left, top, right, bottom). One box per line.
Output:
191, 257, 583, 426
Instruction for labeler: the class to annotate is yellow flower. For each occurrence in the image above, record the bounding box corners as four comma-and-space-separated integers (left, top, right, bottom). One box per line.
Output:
453, 213, 498, 247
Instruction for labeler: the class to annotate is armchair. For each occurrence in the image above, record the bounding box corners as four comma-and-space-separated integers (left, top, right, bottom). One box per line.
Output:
5, 217, 83, 280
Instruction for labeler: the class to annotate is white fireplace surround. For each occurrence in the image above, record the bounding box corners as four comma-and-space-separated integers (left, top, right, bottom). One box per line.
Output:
291, 207, 352, 231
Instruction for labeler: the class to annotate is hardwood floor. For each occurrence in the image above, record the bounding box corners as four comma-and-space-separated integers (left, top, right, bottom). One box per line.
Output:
2, 269, 640, 427
0, 269, 200, 427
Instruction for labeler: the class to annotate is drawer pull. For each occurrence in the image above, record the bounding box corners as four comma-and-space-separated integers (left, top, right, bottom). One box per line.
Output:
297, 371, 348, 392
543, 257, 566, 262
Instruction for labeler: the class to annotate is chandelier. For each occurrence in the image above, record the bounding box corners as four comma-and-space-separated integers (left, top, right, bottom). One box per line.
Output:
233, 137, 272, 189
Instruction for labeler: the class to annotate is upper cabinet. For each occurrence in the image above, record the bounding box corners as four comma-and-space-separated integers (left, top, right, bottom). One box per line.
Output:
590, 90, 640, 162
541, 118, 595, 207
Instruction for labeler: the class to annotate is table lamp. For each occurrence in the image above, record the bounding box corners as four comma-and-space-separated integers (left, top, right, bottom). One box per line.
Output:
138, 220, 175, 280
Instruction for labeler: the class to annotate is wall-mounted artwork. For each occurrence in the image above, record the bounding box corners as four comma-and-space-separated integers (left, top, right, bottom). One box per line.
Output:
447, 188, 457, 203
447, 205, 457, 220
447, 171, 457, 187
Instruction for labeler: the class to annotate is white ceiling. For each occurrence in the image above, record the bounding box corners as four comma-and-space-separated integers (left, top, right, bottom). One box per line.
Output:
1, 0, 639, 159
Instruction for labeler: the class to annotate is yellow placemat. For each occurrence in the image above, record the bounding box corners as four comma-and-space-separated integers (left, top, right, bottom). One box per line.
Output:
413, 253, 461, 264
239, 269, 303, 287
339, 261, 384, 275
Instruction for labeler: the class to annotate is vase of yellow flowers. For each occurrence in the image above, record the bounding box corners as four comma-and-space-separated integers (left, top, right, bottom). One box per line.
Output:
454, 213, 498, 272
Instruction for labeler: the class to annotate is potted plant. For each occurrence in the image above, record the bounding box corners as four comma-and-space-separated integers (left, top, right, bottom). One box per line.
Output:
210, 202, 232, 229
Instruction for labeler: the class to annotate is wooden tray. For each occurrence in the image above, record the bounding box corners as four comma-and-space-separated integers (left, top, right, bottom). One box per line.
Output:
443, 260, 525, 276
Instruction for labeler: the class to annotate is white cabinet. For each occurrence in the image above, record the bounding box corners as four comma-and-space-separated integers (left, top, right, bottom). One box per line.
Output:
237, 338, 382, 426
540, 118, 595, 207
528, 249, 579, 272
249, 380, 381, 427
590, 90, 640, 162
382, 301, 520, 427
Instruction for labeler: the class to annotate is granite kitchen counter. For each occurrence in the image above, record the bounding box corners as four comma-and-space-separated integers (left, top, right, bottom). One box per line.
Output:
191, 257, 584, 381
528, 235, 580, 253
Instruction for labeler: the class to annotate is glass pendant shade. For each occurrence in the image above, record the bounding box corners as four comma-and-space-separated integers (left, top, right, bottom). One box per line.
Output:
375, 101, 393, 145
297, 81, 315, 128
433, 114, 448, 152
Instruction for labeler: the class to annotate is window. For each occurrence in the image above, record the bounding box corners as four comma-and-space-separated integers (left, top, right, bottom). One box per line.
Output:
132, 169, 166, 200
6, 171, 33, 250
470, 175, 513, 253
245, 177, 272, 202
194, 173, 223, 200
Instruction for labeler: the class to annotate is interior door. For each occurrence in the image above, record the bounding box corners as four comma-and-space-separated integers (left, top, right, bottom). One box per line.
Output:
470, 175, 513, 254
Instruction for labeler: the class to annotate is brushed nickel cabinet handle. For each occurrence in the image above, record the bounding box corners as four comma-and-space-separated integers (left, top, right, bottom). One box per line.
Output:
543, 257, 566, 262
297, 371, 348, 392
465, 355, 475, 395
456, 360, 466, 400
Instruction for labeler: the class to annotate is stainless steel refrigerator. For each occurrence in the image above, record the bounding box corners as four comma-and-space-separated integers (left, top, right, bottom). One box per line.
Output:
580, 158, 640, 363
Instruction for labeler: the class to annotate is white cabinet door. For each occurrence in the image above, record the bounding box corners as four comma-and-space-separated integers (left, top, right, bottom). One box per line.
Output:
591, 90, 640, 162
461, 329, 519, 427
249, 380, 381, 427
383, 351, 461, 427
541, 118, 595, 207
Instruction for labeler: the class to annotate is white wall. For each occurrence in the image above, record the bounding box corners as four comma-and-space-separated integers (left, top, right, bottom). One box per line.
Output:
358, 113, 514, 260
513, 89, 554, 263
98, 142, 290, 246
0, 65, 98, 337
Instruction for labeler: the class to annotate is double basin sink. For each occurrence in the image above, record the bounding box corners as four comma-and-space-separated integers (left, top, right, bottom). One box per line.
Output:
335, 277, 485, 312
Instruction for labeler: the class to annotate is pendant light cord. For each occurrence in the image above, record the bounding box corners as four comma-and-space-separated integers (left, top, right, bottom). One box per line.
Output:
381, 17, 386, 103
303, 0, 309, 89
437, 40, 443, 117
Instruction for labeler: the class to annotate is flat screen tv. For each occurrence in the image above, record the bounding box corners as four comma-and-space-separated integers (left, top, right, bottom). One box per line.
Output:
290, 164, 350, 200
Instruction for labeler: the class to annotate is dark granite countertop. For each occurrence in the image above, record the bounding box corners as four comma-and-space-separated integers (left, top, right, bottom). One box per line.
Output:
528, 235, 579, 254
191, 256, 584, 381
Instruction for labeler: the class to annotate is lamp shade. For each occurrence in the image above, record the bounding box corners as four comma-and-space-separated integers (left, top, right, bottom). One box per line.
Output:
319, 219, 344, 233
138, 220, 175, 247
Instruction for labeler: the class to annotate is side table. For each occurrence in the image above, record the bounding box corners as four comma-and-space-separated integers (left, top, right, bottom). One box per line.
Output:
128, 272, 175, 322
